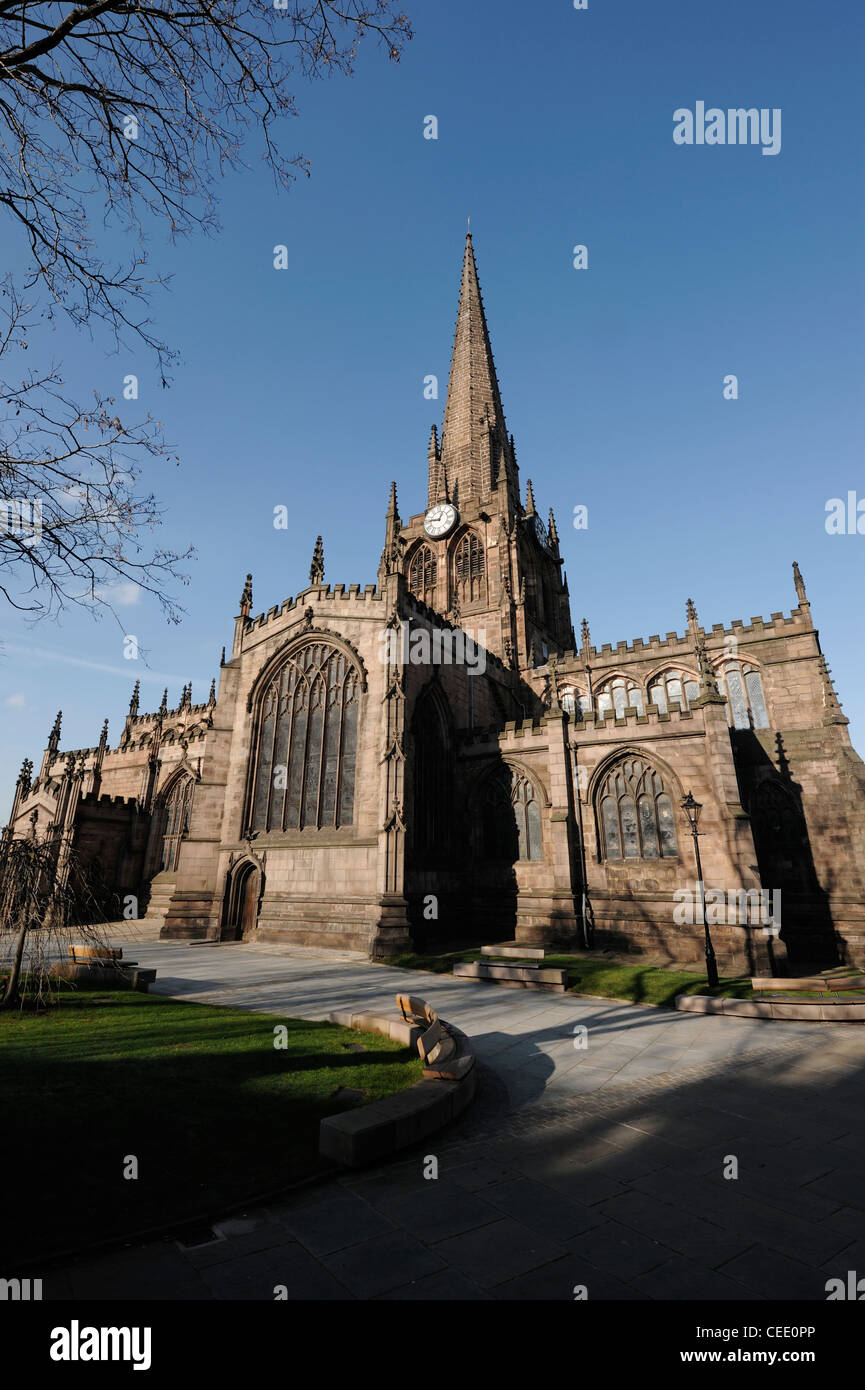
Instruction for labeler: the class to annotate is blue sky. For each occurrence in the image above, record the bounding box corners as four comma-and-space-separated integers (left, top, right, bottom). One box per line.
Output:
2, 0, 864, 809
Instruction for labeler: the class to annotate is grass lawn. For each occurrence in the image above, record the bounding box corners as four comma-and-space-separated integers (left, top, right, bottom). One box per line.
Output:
391, 947, 865, 1007
0, 988, 423, 1264
390, 946, 753, 1006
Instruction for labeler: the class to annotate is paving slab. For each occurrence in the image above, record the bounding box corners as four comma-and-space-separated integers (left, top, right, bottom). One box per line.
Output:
37, 937, 865, 1301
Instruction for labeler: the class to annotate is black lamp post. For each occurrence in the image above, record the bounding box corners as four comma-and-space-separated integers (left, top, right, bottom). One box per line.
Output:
681, 791, 719, 990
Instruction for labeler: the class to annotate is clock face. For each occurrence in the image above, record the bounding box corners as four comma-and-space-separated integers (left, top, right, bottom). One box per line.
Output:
424, 502, 459, 539
531, 513, 547, 547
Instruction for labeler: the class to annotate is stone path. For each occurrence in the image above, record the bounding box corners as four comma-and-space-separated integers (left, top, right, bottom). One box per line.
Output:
43, 938, 865, 1300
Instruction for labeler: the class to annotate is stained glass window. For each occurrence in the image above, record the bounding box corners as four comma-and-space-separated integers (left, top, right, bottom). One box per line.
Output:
160, 775, 194, 872
596, 678, 644, 717
249, 643, 359, 832
480, 766, 543, 861
598, 757, 679, 861
724, 666, 750, 729
648, 671, 699, 713
745, 669, 770, 729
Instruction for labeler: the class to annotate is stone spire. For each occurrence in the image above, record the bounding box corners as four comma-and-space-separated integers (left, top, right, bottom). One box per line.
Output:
548, 507, 560, 552
159, 688, 168, 717
580, 617, 591, 659
309, 536, 324, 586
99, 718, 109, 746
239, 573, 253, 618
437, 232, 515, 510
525, 477, 536, 515
208, 678, 217, 705
792, 560, 809, 607
128, 680, 140, 717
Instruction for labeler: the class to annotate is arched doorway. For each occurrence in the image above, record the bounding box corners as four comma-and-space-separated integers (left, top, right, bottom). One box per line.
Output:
222, 860, 263, 941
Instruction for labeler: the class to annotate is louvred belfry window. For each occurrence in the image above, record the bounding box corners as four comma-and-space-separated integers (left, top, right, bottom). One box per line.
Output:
408, 545, 437, 605
453, 532, 485, 606
250, 643, 359, 832
598, 756, 678, 861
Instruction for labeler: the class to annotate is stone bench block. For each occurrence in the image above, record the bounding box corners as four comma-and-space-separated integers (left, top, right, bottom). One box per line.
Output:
453, 961, 567, 990
752, 975, 865, 992
675, 993, 865, 1023
480, 944, 545, 960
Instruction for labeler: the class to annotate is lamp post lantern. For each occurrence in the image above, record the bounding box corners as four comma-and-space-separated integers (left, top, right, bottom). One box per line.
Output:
681, 790, 719, 990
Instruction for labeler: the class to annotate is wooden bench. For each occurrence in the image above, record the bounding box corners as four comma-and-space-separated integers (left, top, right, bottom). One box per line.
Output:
394, 993, 470, 1080
396, 993, 436, 1026
68, 945, 124, 964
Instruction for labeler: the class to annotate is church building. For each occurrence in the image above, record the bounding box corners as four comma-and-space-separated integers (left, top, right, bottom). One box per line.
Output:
6, 234, 865, 973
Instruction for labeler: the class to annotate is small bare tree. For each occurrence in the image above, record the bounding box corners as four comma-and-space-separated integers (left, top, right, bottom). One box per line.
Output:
0, 833, 115, 1008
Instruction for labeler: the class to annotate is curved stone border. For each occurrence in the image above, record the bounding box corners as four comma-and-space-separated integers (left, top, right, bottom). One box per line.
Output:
675, 993, 865, 1023
318, 1009, 476, 1167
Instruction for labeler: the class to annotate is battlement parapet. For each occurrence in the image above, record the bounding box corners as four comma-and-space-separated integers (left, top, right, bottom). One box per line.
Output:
538, 606, 811, 675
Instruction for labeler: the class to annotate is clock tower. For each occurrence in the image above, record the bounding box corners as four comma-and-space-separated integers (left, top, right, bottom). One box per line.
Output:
379, 231, 574, 668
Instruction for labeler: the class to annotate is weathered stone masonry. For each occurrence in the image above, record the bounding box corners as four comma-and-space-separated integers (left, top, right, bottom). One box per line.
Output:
6, 235, 865, 972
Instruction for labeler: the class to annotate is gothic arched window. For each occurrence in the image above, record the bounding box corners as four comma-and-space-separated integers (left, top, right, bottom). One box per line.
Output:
408, 545, 437, 606
161, 775, 194, 872
249, 642, 360, 832
411, 689, 451, 864
718, 663, 770, 730
596, 677, 645, 717
648, 670, 700, 714
479, 766, 543, 862
453, 532, 485, 608
513, 773, 543, 861
598, 756, 678, 861
561, 687, 595, 718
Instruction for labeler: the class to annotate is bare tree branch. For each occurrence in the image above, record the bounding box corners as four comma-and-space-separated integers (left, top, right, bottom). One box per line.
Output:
0, 277, 194, 623
0, 0, 412, 370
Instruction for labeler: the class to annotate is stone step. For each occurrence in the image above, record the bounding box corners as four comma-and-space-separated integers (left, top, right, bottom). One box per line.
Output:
454, 961, 567, 991
480, 944, 545, 960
